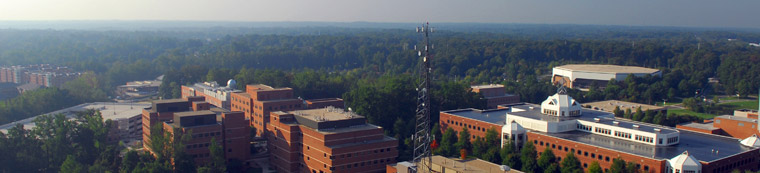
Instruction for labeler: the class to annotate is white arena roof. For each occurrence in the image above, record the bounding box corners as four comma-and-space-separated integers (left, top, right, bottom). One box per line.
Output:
555, 64, 660, 74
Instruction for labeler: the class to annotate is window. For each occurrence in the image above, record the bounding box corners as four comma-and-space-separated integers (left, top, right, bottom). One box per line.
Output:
739, 123, 744, 126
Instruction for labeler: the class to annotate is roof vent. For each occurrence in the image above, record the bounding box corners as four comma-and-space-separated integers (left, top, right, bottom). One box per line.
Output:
593, 118, 600, 122
529, 107, 535, 110
632, 125, 640, 128
613, 121, 619, 125
654, 128, 661, 132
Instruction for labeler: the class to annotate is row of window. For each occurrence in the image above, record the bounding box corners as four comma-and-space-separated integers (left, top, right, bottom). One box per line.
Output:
446, 119, 490, 132
577, 124, 592, 131
191, 153, 210, 158
333, 158, 392, 171
667, 136, 679, 144
534, 139, 652, 171
710, 157, 755, 173
595, 127, 611, 135
187, 142, 211, 149
192, 131, 222, 139
614, 131, 632, 139
635, 135, 653, 143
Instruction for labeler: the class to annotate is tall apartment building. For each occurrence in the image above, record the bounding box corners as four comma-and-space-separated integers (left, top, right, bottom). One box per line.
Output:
230, 84, 303, 136
142, 97, 250, 165
471, 84, 520, 109
182, 80, 240, 109
441, 90, 760, 172
268, 107, 398, 173
0, 64, 80, 87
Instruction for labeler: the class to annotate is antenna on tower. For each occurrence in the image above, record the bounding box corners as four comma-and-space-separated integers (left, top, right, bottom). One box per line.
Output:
411, 22, 434, 173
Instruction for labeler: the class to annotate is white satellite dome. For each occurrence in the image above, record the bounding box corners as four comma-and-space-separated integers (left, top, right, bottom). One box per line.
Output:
227, 79, 237, 89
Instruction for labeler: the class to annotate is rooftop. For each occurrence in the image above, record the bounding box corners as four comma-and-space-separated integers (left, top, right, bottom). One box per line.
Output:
390, 155, 521, 173
716, 115, 757, 123
293, 107, 363, 122
174, 110, 216, 117
678, 122, 719, 131
0, 102, 150, 133
507, 103, 612, 122
471, 84, 505, 89
583, 100, 666, 113
152, 98, 188, 104
505, 103, 675, 134
442, 108, 512, 125
535, 130, 756, 162
555, 64, 660, 74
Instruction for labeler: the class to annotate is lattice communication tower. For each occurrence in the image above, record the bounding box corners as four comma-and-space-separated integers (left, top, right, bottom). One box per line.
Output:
411, 22, 434, 173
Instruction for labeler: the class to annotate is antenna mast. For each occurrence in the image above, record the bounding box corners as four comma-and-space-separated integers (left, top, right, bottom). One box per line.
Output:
412, 22, 433, 172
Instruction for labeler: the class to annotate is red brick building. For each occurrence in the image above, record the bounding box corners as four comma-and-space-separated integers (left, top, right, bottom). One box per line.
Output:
268, 107, 398, 173
230, 84, 303, 136
142, 97, 251, 166
471, 84, 520, 109
181, 81, 241, 109
441, 91, 760, 173
677, 109, 760, 139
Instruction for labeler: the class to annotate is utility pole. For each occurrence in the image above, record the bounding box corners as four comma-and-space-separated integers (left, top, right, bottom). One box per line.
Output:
411, 22, 434, 173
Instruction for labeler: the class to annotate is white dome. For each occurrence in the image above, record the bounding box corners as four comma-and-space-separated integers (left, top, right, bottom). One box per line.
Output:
227, 79, 237, 89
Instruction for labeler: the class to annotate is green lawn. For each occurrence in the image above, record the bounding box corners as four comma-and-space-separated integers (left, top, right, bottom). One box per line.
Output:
719, 100, 759, 110
668, 109, 717, 119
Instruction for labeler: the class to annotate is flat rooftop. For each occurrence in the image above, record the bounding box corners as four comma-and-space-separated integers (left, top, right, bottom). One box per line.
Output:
506, 103, 613, 122
471, 84, 504, 89
175, 110, 216, 117
442, 108, 512, 125
716, 115, 757, 123
678, 122, 719, 131
0, 102, 150, 133
535, 130, 756, 162
583, 100, 666, 113
152, 98, 187, 104
390, 155, 521, 173
293, 107, 363, 122
555, 64, 660, 74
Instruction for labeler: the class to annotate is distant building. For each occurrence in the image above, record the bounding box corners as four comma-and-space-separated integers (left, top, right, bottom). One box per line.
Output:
181, 80, 240, 109
471, 84, 520, 109
0, 102, 150, 144
117, 78, 162, 99
441, 89, 760, 172
230, 84, 303, 136
583, 100, 667, 115
16, 83, 42, 94
678, 109, 760, 139
0, 64, 80, 87
268, 107, 398, 173
387, 155, 522, 173
141, 97, 251, 166
552, 64, 661, 90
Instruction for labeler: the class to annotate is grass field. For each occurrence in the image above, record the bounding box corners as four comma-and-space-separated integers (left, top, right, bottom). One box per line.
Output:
668, 109, 717, 119
719, 100, 758, 110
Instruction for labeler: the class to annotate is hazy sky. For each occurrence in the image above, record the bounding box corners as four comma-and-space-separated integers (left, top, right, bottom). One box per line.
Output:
1, 0, 759, 28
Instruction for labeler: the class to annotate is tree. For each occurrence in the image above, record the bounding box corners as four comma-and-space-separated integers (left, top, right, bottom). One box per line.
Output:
472, 137, 487, 158
440, 128, 459, 157
432, 123, 442, 142
544, 163, 560, 173
207, 138, 226, 173
587, 161, 602, 173
455, 128, 472, 153
501, 140, 521, 170
560, 152, 582, 173
632, 107, 644, 121
538, 148, 556, 170
624, 108, 632, 119
60, 155, 85, 173
121, 150, 140, 173
609, 158, 626, 173
653, 111, 667, 125
520, 142, 538, 173
625, 161, 639, 173
613, 106, 623, 117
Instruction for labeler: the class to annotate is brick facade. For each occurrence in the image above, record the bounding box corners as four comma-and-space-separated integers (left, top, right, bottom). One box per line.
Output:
439, 111, 503, 141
